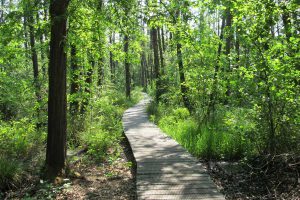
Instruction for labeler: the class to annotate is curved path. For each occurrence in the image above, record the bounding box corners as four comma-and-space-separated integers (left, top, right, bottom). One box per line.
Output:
122, 94, 225, 200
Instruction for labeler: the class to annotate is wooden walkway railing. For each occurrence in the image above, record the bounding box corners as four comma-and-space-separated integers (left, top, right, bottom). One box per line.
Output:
122, 94, 225, 200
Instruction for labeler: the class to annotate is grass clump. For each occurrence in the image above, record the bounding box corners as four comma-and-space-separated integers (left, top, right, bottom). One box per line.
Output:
0, 157, 21, 190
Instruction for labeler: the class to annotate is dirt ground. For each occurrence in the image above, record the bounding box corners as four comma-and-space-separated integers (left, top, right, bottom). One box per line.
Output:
3, 144, 299, 200
2, 137, 136, 200
207, 154, 300, 200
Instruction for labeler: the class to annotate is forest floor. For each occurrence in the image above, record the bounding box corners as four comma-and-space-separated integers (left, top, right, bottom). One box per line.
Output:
207, 154, 300, 200
2, 138, 299, 199
2, 136, 136, 200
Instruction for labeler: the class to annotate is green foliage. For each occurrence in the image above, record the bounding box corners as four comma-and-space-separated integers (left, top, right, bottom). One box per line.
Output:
151, 102, 257, 160
0, 72, 36, 120
74, 87, 142, 160
81, 128, 112, 161
0, 118, 46, 158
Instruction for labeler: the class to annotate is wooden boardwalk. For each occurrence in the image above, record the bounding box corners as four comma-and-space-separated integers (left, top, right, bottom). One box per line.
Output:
122, 95, 225, 200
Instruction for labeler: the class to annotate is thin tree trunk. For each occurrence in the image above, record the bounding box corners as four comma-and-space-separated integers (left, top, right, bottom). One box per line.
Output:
161, 26, 166, 51
109, 34, 115, 82
23, 16, 29, 53
148, 29, 154, 82
261, 0, 276, 154
151, 27, 161, 102
235, 29, 240, 64
281, 4, 292, 41
207, 15, 226, 120
225, 7, 232, 66
36, 12, 46, 77
29, 16, 41, 102
70, 45, 79, 114
98, 57, 104, 86
140, 50, 147, 88
175, 5, 192, 112
26, 4, 41, 126
46, 0, 69, 179
158, 27, 164, 75
124, 35, 131, 98
225, 6, 233, 99
81, 59, 94, 114
177, 42, 191, 112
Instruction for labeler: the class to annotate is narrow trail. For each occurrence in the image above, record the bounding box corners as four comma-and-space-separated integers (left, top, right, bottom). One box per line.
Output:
122, 94, 225, 200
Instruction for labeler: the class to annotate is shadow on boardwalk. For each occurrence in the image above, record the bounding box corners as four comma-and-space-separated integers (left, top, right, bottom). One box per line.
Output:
122, 94, 225, 200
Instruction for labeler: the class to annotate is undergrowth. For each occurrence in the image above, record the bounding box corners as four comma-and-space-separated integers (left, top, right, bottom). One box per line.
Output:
0, 118, 45, 190
0, 86, 142, 192
71, 86, 142, 161
148, 102, 257, 160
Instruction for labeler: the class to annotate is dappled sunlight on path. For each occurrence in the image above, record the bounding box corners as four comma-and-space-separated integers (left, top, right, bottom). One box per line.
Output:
122, 94, 225, 200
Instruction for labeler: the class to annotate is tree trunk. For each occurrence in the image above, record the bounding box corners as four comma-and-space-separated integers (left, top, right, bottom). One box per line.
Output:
25, 2, 41, 126
281, 4, 292, 41
140, 50, 147, 88
70, 45, 79, 114
23, 16, 29, 54
28, 14, 40, 102
235, 28, 240, 64
151, 27, 161, 102
81, 59, 94, 114
174, 4, 192, 112
225, 6, 233, 100
46, 0, 69, 179
177, 42, 191, 112
124, 35, 131, 98
207, 15, 226, 120
109, 33, 115, 82
36, 12, 46, 77
98, 57, 104, 86
225, 6, 232, 66
148, 29, 153, 82
161, 26, 166, 51
261, 0, 276, 154
158, 27, 164, 75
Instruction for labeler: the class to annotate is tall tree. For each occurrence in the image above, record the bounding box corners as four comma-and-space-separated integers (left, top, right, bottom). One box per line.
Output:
109, 33, 115, 82
27, 5, 41, 103
124, 34, 131, 98
151, 27, 161, 102
175, 2, 192, 112
46, 0, 70, 178
158, 27, 164, 74
207, 12, 226, 119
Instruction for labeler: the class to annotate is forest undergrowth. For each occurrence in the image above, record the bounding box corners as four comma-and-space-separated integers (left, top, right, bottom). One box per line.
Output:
0, 87, 142, 199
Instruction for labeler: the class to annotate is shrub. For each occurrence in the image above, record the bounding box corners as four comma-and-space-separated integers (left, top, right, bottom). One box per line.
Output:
173, 107, 190, 121
0, 118, 45, 158
81, 126, 112, 161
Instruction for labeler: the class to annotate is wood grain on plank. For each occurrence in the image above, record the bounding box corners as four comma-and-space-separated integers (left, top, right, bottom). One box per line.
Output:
122, 94, 225, 200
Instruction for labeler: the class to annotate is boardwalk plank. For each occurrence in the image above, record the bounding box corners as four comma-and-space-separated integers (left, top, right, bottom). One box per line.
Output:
139, 194, 225, 200
137, 188, 220, 195
122, 94, 225, 200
